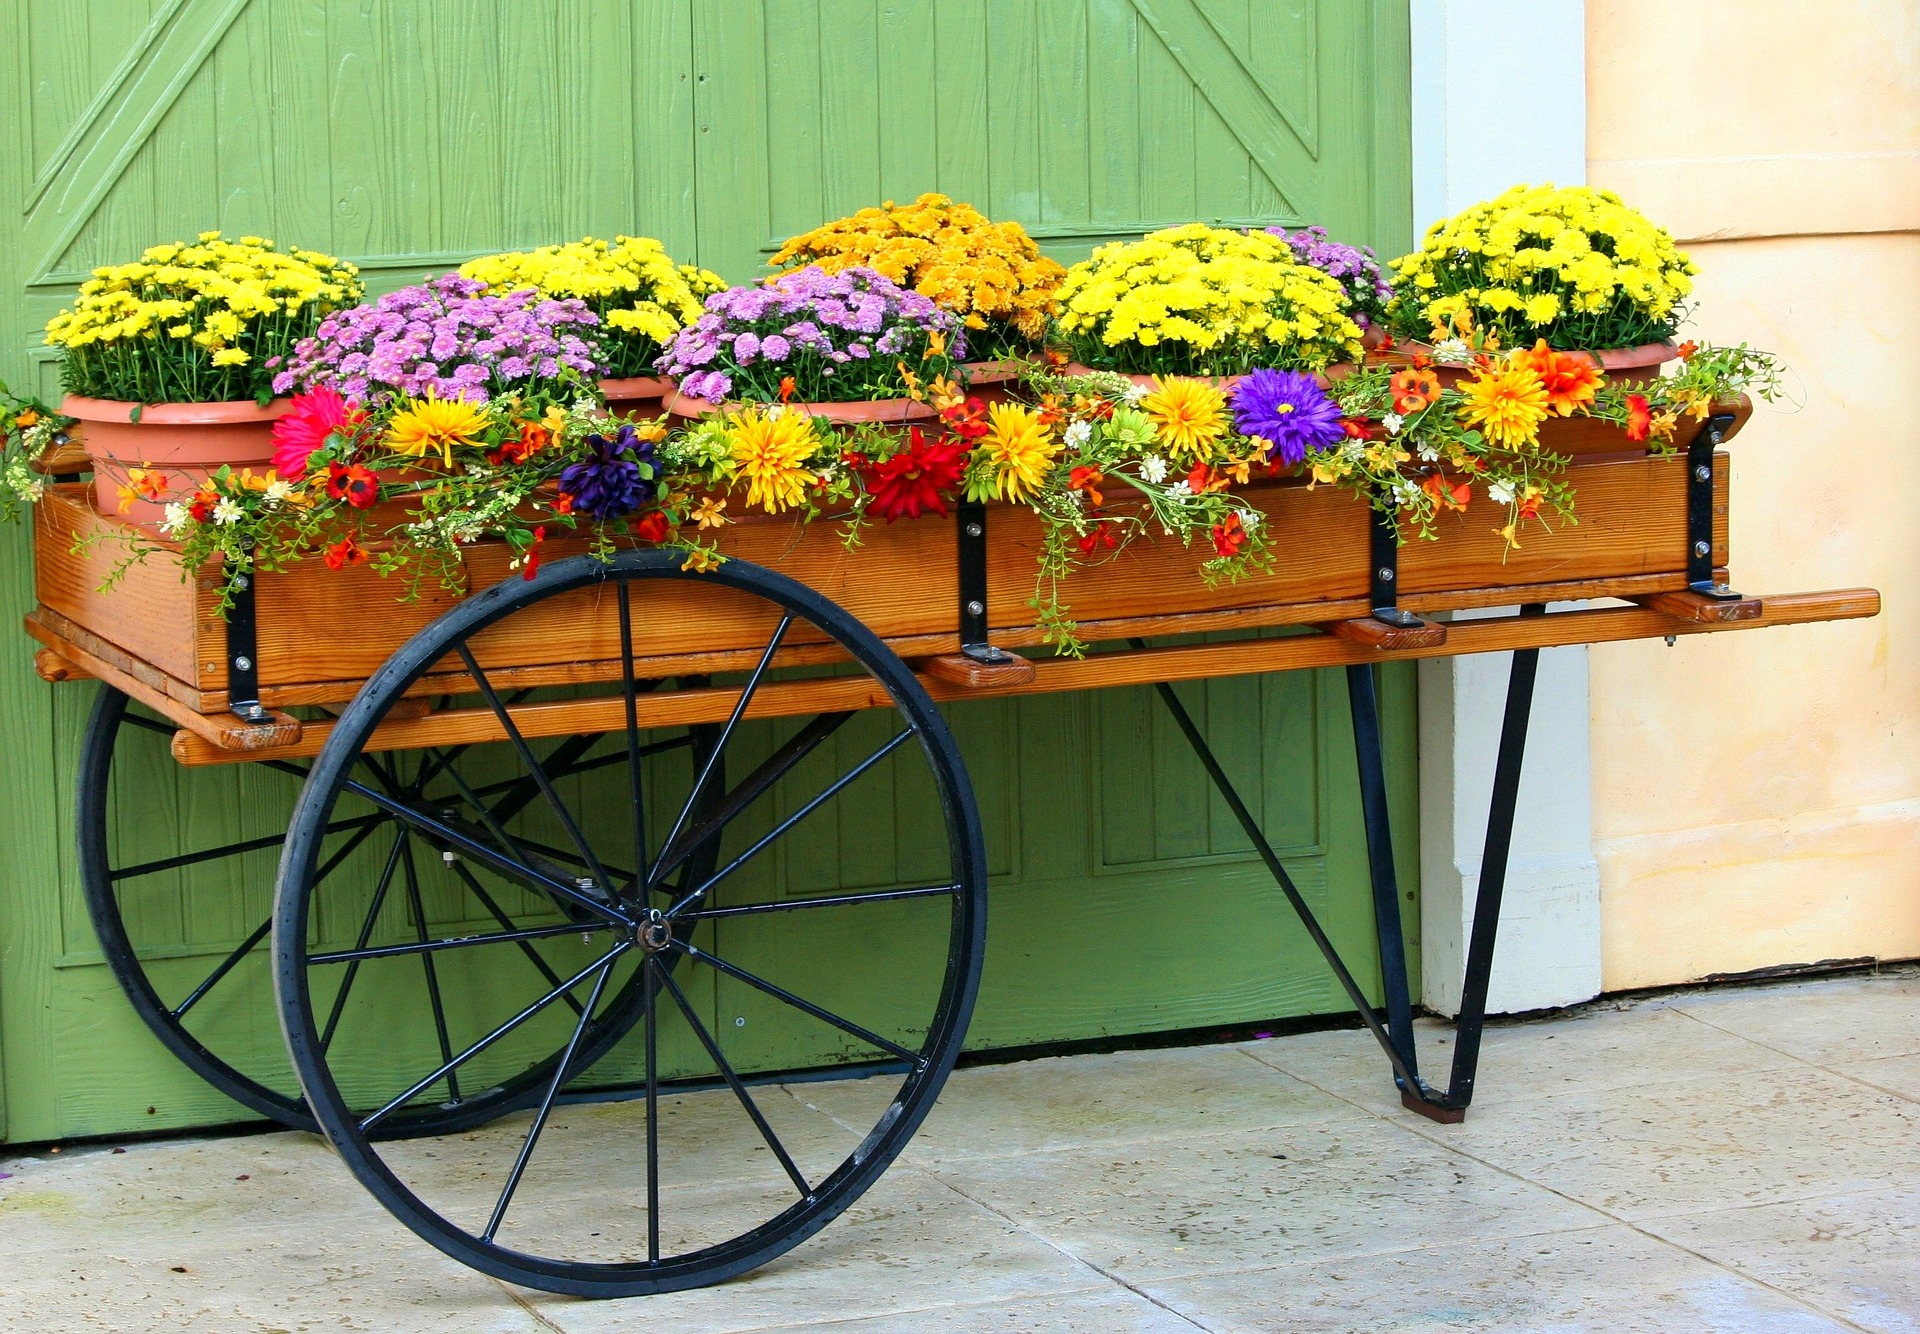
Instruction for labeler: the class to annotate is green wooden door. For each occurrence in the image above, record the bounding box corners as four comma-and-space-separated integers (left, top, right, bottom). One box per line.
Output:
0, 0, 1413, 1143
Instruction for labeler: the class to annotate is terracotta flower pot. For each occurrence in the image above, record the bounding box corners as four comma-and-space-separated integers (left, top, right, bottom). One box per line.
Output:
1062, 365, 1246, 396
64, 395, 289, 524
960, 359, 1033, 407
599, 375, 676, 421
662, 388, 938, 429
1378, 340, 1680, 388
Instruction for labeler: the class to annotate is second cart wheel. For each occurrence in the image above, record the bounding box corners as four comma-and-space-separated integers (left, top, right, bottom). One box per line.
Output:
78, 682, 724, 1138
275, 550, 988, 1297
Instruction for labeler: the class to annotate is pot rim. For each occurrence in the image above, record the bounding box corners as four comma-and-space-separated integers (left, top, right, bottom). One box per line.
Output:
61, 395, 292, 425
661, 388, 939, 422
597, 374, 676, 396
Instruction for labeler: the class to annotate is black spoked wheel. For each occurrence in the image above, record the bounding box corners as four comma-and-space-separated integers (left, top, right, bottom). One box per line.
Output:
274, 550, 988, 1297
79, 683, 724, 1139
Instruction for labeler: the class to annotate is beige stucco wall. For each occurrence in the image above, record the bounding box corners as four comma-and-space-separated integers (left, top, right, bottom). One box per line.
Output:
1586, 0, 1920, 989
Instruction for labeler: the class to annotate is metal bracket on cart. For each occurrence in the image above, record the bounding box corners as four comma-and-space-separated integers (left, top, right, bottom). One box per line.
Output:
1627, 411, 1764, 625
922, 501, 1036, 688
220, 567, 302, 746
1324, 507, 1447, 651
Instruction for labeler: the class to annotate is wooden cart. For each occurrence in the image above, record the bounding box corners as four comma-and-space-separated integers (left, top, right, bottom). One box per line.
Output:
24, 404, 1876, 1296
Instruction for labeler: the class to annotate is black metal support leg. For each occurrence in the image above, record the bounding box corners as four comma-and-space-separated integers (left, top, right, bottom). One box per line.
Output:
1345, 663, 1418, 1082
1343, 607, 1543, 1123
1146, 609, 1542, 1125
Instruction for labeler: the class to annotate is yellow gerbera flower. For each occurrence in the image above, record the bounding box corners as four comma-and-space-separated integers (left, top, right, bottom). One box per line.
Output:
1140, 376, 1228, 458
980, 402, 1060, 503
387, 391, 491, 467
727, 408, 818, 513
1459, 363, 1549, 451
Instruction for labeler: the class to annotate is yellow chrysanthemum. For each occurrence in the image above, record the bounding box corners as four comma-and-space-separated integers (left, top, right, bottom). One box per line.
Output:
387, 391, 492, 467
727, 408, 818, 513
1140, 376, 1228, 458
1459, 363, 1549, 451
980, 403, 1060, 503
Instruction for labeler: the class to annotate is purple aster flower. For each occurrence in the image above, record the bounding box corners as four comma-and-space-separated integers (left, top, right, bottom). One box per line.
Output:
557, 423, 658, 519
1231, 369, 1345, 466
1265, 225, 1393, 327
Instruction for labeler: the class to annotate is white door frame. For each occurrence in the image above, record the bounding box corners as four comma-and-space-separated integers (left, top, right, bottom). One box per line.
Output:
1408, 0, 1604, 1015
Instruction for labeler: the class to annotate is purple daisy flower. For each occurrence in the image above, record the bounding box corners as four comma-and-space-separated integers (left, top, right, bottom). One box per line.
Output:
557, 423, 658, 519
1231, 369, 1345, 466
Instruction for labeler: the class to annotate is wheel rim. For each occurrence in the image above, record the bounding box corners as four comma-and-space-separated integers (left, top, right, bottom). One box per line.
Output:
78, 683, 725, 1140
275, 550, 988, 1296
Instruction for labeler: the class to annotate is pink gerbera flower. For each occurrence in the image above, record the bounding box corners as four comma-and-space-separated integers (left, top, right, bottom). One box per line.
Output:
271, 386, 365, 481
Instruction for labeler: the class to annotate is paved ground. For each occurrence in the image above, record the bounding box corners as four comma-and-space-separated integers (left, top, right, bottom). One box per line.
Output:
0, 968, 1915, 1332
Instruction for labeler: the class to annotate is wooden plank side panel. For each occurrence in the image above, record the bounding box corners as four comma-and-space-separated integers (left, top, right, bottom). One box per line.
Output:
32, 454, 1723, 701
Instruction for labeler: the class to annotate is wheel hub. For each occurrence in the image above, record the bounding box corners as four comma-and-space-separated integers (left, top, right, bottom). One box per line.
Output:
637, 909, 674, 954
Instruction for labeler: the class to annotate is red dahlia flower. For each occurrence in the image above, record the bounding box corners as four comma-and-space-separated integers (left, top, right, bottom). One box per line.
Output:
859, 427, 969, 522
272, 387, 366, 482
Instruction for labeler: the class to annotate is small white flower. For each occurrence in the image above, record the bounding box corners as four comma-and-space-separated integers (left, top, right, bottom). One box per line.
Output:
1432, 338, 1474, 366
1382, 412, 1405, 435
160, 502, 189, 534
1487, 480, 1516, 506
262, 479, 294, 506
213, 497, 243, 525
1124, 382, 1150, 404
1416, 443, 1440, 463
1138, 454, 1169, 484
1166, 481, 1192, 498
1063, 420, 1092, 449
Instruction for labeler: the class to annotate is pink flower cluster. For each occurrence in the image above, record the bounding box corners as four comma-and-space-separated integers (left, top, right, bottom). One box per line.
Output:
273, 274, 604, 405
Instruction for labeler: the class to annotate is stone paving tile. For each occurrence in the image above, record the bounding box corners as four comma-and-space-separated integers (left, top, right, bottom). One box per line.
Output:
1639, 1187, 1920, 1334
1413, 1066, 1920, 1222
795, 1044, 1365, 1166
1148, 1224, 1852, 1333
1668, 972, 1920, 1066
1240, 1001, 1803, 1117
0, 1137, 536, 1332
924, 1117, 1603, 1285
524, 1167, 1111, 1334
737, 1286, 1203, 1333
1831, 1053, 1920, 1104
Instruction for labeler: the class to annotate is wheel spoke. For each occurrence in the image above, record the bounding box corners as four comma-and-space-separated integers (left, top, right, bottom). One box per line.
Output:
482, 960, 615, 1242
442, 859, 587, 1016
673, 940, 924, 1067
644, 956, 661, 1263
319, 827, 413, 1054
399, 837, 460, 1103
455, 644, 617, 897
341, 778, 627, 925
668, 729, 912, 916
358, 945, 628, 1133
648, 614, 793, 890
113, 812, 384, 882
408, 689, 536, 795
170, 815, 388, 1021
676, 883, 961, 923
618, 582, 651, 891
655, 963, 812, 1201
653, 711, 854, 887
169, 917, 271, 1020
309, 920, 599, 967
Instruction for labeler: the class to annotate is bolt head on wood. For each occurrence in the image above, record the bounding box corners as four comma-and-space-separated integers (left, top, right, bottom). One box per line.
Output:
1692, 540, 1710, 557
966, 599, 985, 616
